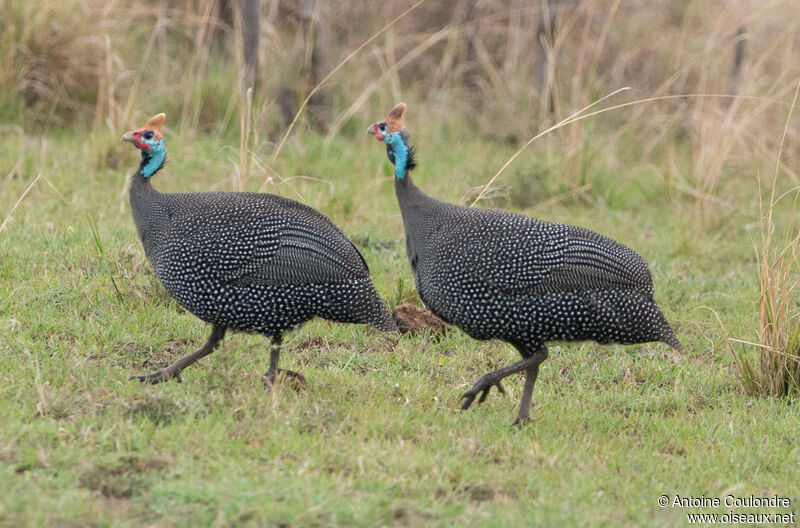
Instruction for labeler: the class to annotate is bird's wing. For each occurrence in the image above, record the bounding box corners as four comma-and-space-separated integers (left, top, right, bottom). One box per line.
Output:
435, 211, 652, 295
162, 193, 369, 286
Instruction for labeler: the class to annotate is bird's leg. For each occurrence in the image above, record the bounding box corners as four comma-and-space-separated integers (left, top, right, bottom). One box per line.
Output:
262, 335, 306, 391
130, 324, 226, 384
512, 363, 541, 427
461, 346, 548, 420
266, 335, 281, 376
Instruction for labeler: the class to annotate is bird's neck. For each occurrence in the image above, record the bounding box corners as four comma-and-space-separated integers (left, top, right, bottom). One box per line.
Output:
392, 147, 409, 181
129, 151, 166, 260
394, 170, 423, 202
130, 150, 164, 201
139, 148, 166, 179
392, 154, 439, 275
390, 139, 428, 211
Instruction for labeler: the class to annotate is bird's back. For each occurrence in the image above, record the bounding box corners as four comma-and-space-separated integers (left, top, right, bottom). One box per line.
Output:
155, 192, 369, 283
140, 191, 394, 333
404, 198, 678, 348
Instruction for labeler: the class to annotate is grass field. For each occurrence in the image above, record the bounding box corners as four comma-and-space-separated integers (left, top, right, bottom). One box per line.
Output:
2, 0, 800, 525
1, 119, 798, 526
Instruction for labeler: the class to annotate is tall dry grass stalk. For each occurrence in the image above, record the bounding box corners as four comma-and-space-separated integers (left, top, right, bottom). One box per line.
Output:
727, 83, 800, 397
235, 86, 254, 191
258, 0, 430, 191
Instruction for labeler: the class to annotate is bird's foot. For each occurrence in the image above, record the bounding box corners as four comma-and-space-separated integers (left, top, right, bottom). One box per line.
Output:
129, 368, 182, 384
262, 369, 307, 391
511, 414, 532, 428
460, 373, 506, 410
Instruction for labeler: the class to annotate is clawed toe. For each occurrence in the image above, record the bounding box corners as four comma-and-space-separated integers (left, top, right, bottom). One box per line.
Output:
263, 369, 307, 391
129, 369, 182, 384
460, 375, 505, 410
511, 415, 531, 428
478, 379, 504, 403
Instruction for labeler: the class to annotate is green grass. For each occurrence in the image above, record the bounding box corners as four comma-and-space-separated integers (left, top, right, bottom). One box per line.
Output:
1, 125, 798, 527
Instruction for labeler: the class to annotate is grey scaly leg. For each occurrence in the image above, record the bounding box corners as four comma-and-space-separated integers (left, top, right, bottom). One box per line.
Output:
268, 335, 282, 374
512, 363, 541, 427
131, 324, 227, 384
461, 345, 548, 426
262, 334, 306, 390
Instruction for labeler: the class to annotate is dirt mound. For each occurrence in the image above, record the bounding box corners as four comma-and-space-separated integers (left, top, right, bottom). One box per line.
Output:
392, 303, 448, 337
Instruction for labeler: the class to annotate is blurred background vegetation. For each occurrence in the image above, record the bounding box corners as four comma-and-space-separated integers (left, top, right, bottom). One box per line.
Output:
3, 0, 800, 221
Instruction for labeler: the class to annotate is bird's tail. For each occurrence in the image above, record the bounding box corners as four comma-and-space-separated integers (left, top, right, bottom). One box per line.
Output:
368, 294, 397, 332
662, 331, 684, 352
316, 280, 396, 332
372, 309, 397, 332
603, 290, 683, 351
653, 300, 683, 351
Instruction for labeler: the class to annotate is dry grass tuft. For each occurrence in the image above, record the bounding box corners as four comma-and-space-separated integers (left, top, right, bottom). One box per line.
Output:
729, 196, 800, 397
728, 84, 800, 397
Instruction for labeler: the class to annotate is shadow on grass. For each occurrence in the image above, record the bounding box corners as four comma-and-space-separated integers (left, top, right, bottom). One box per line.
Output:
79, 452, 168, 499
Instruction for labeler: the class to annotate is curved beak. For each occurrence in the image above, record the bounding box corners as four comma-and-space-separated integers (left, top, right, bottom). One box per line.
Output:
121, 131, 135, 143
366, 123, 384, 141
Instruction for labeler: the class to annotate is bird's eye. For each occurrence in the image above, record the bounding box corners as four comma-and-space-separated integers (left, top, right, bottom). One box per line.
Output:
379, 123, 387, 132
143, 131, 155, 140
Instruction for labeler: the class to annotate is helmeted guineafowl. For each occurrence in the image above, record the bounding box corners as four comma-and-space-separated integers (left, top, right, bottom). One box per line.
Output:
122, 113, 395, 386
367, 103, 682, 425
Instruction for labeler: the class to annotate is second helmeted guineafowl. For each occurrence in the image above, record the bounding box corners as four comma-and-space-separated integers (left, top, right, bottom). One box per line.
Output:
367, 103, 682, 425
123, 113, 395, 386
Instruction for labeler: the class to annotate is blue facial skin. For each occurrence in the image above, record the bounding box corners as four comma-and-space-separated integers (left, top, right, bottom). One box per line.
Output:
382, 131, 409, 180
139, 136, 166, 178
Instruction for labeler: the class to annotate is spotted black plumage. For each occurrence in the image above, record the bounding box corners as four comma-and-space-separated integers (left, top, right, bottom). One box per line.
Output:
368, 103, 682, 425
123, 113, 394, 385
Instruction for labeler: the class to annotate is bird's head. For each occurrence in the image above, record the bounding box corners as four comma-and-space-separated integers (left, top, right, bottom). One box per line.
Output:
122, 113, 167, 178
367, 103, 416, 178
122, 113, 166, 153
366, 102, 406, 142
